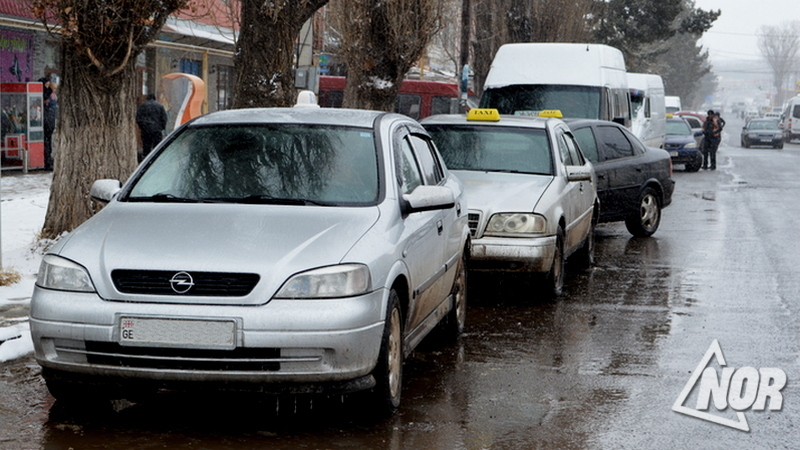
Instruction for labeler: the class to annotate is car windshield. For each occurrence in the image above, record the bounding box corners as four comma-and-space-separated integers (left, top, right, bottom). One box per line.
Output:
666, 120, 692, 135
425, 125, 553, 175
480, 85, 602, 119
126, 124, 380, 205
747, 120, 779, 130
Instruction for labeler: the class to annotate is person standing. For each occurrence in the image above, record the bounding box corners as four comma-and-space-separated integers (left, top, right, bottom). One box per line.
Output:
136, 93, 168, 162
701, 110, 724, 170
40, 77, 58, 171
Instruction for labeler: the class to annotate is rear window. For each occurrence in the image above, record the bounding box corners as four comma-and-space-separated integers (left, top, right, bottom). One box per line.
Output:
431, 96, 455, 115
793, 105, 800, 119
425, 125, 553, 175
396, 94, 422, 119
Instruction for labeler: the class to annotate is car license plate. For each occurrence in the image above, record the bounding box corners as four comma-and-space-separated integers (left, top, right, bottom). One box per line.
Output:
119, 317, 236, 349
761, 139, 772, 142
669, 151, 678, 157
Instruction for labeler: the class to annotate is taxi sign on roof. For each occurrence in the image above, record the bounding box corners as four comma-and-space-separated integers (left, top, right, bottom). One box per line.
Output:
537, 110, 563, 118
467, 108, 501, 121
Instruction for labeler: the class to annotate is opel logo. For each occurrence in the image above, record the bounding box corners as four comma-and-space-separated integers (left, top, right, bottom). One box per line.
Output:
169, 271, 195, 294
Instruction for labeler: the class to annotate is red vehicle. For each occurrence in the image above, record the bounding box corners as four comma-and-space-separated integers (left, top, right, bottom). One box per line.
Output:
318, 76, 462, 119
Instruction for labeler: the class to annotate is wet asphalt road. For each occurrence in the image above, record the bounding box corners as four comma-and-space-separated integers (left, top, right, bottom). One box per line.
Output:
2, 121, 800, 448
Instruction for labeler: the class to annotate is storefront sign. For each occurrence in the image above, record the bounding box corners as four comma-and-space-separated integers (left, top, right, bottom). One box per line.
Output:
0, 30, 34, 83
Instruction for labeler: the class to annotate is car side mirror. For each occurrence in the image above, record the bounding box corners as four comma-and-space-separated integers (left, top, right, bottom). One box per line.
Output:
401, 185, 455, 215
91, 179, 122, 203
566, 167, 592, 182
694, 130, 704, 137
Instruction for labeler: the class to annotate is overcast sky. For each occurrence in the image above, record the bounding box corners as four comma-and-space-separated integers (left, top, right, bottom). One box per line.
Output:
694, 0, 800, 64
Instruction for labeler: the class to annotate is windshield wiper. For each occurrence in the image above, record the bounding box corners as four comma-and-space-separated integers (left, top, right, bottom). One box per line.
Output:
236, 195, 328, 206
129, 193, 200, 203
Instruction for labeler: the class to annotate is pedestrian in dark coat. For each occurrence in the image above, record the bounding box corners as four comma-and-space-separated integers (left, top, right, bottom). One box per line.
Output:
701, 110, 724, 170
136, 93, 168, 162
40, 77, 58, 170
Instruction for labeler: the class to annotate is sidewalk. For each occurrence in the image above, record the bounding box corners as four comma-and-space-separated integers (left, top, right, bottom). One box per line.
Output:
0, 170, 50, 361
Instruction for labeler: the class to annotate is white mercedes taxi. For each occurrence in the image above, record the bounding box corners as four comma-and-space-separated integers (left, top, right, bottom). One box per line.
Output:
422, 109, 598, 297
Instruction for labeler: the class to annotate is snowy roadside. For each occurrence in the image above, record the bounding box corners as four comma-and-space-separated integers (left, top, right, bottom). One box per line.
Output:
0, 171, 51, 362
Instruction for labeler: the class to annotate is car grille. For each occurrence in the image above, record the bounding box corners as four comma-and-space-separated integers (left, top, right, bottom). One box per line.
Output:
664, 143, 682, 150
111, 270, 260, 296
468, 212, 481, 237
82, 341, 282, 371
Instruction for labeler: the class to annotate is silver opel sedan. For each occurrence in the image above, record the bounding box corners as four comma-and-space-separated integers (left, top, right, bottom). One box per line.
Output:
30, 105, 470, 416
422, 109, 598, 298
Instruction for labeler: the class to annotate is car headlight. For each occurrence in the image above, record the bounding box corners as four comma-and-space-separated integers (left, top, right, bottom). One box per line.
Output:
275, 264, 371, 299
775, 134, 783, 139
36, 255, 96, 292
748, 133, 758, 138
484, 213, 547, 237
684, 142, 697, 149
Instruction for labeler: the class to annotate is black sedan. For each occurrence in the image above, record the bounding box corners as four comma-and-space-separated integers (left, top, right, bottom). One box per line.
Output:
566, 119, 675, 237
741, 119, 783, 149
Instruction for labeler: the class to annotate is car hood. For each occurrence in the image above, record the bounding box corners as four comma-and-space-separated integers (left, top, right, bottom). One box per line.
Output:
52, 202, 380, 305
665, 135, 696, 146
744, 129, 780, 135
451, 170, 552, 213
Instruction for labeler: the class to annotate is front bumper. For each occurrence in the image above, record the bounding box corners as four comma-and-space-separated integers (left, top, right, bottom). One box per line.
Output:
668, 149, 702, 165
744, 135, 783, 146
468, 235, 556, 272
30, 286, 386, 392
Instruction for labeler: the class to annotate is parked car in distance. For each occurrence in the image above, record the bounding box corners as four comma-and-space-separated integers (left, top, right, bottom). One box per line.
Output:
565, 119, 675, 237
763, 111, 781, 121
741, 118, 783, 149
780, 95, 800, 143
665, 117, 703, 172
30, 101, 472, 417
422, 109, 597, 298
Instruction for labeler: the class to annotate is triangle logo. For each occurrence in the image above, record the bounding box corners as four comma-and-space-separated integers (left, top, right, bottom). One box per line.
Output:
672, 339, 750, 432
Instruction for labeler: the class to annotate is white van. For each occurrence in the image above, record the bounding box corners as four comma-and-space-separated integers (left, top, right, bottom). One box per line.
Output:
480, 43, 632, 128
665, 96, 682, 114
780, 96, 800, 142
627, 73, 666, 149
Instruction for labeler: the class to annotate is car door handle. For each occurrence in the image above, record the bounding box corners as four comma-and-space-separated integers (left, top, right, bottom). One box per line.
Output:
437, 220, 444, 235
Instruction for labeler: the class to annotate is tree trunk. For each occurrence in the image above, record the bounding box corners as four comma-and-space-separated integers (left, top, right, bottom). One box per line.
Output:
42, 42, 139, 238
341, 0, 440, 112
232, 0, 330, 109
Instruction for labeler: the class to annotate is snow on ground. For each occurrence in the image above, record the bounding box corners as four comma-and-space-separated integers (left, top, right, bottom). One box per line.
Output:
0, 171, 51, 362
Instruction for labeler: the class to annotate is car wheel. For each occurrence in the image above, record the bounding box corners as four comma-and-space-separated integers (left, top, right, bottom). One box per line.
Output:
543, 226, 565, 298
370, 290, 403, 417
743, 138, 749, 148
776, 143, 784, 149
686, 152, 703, 172
625, 187, 661, 237
441, 250, 467, 340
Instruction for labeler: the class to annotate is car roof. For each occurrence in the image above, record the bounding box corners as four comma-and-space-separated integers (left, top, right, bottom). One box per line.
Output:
561, 118, 624, 129
421, 113, 556, 130
189, 107, 391, 128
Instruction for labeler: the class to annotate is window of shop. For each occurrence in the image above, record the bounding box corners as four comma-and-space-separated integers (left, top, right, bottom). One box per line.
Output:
216, 65, 234, 111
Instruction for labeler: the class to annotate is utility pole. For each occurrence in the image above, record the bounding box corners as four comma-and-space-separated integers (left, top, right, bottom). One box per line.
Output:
459, 0, 471, 112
